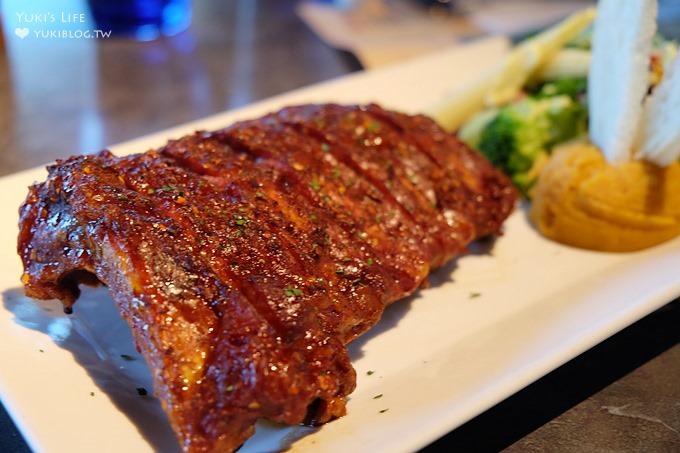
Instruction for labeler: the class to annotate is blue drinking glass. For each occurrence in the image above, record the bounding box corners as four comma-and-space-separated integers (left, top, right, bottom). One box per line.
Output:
88, 0, 192, 41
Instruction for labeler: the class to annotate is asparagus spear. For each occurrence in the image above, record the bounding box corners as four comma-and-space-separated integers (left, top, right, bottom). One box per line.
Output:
426, 7, 596, 132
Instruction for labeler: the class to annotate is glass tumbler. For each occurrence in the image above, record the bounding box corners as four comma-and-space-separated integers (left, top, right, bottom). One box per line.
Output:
88, 0, 192, 41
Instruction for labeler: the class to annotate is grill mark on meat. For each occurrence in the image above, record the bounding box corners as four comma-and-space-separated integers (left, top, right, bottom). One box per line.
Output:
220, 124, 427, 306
358, 106, 483, 242
228, 115, 421, 224
278, 118, 436, 237
49, 152, 354, 449
369, 108, 517, 236
362, 104, 453, 170
217, 120, 432, 283
98, 155, 238, 323
114, 150, 348, 346
27, 152, 359, 439
162, 134, 414, 341
281, 120, 423, 222
274, 105, 471, 267
142, 143, 363, 427
17, 104, 518, 453
364, 105, 518, 238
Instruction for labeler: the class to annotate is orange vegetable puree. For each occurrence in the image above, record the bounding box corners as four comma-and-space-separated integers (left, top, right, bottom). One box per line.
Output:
530, 142, 680, 252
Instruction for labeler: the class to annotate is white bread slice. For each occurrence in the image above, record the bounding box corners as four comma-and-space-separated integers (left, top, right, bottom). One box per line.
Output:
588, 0, 657, 163
637, 53, 680, 165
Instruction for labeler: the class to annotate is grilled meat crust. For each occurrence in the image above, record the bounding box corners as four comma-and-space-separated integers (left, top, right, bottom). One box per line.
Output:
17, 104, 516, 452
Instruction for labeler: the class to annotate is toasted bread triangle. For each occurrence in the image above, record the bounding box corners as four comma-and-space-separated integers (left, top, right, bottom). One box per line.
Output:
637, 52, 680, 165
588, 0, 657, 163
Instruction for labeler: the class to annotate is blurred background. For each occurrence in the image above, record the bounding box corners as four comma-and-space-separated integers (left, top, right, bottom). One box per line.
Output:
2, 0, 680, 177
0, 0, 605, 177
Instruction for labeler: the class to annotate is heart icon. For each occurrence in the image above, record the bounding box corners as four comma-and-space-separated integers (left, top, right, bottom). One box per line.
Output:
15, 27, 29, 39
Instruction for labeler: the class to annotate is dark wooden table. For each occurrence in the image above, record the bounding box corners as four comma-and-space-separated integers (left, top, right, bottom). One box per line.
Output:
1, 1, 678, 452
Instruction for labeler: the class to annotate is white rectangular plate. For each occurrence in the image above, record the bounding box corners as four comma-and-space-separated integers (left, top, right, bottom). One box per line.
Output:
2, 37, 680, 453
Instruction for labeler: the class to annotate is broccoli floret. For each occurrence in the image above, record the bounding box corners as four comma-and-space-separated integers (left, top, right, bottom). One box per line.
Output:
529, 77, 587, 100
477, 95, 587, 195
458, 107, 499, 150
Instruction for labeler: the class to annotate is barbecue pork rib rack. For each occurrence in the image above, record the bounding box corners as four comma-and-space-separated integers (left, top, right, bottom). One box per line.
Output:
18, 104, 517, 452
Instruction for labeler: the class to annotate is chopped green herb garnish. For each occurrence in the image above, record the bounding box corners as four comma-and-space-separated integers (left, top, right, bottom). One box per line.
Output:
90, 391, 95, 397
379, 408, 389, 413
116, 194, 129, 201
120, 354, 134, 361
311, 243, 321, 255
136, 387, 148, 396
373, 393, 383, 399
234, 218, 247, 226
283, 287, 303, 298
366, 370, 375, 376
309, 179, 321, 192
331, 168, 341, 178
469, 292, 482, 299
365, 121, 381, 133
366, 258, 374, 266
158, 184, 176, 192
321, 142, 331, 152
